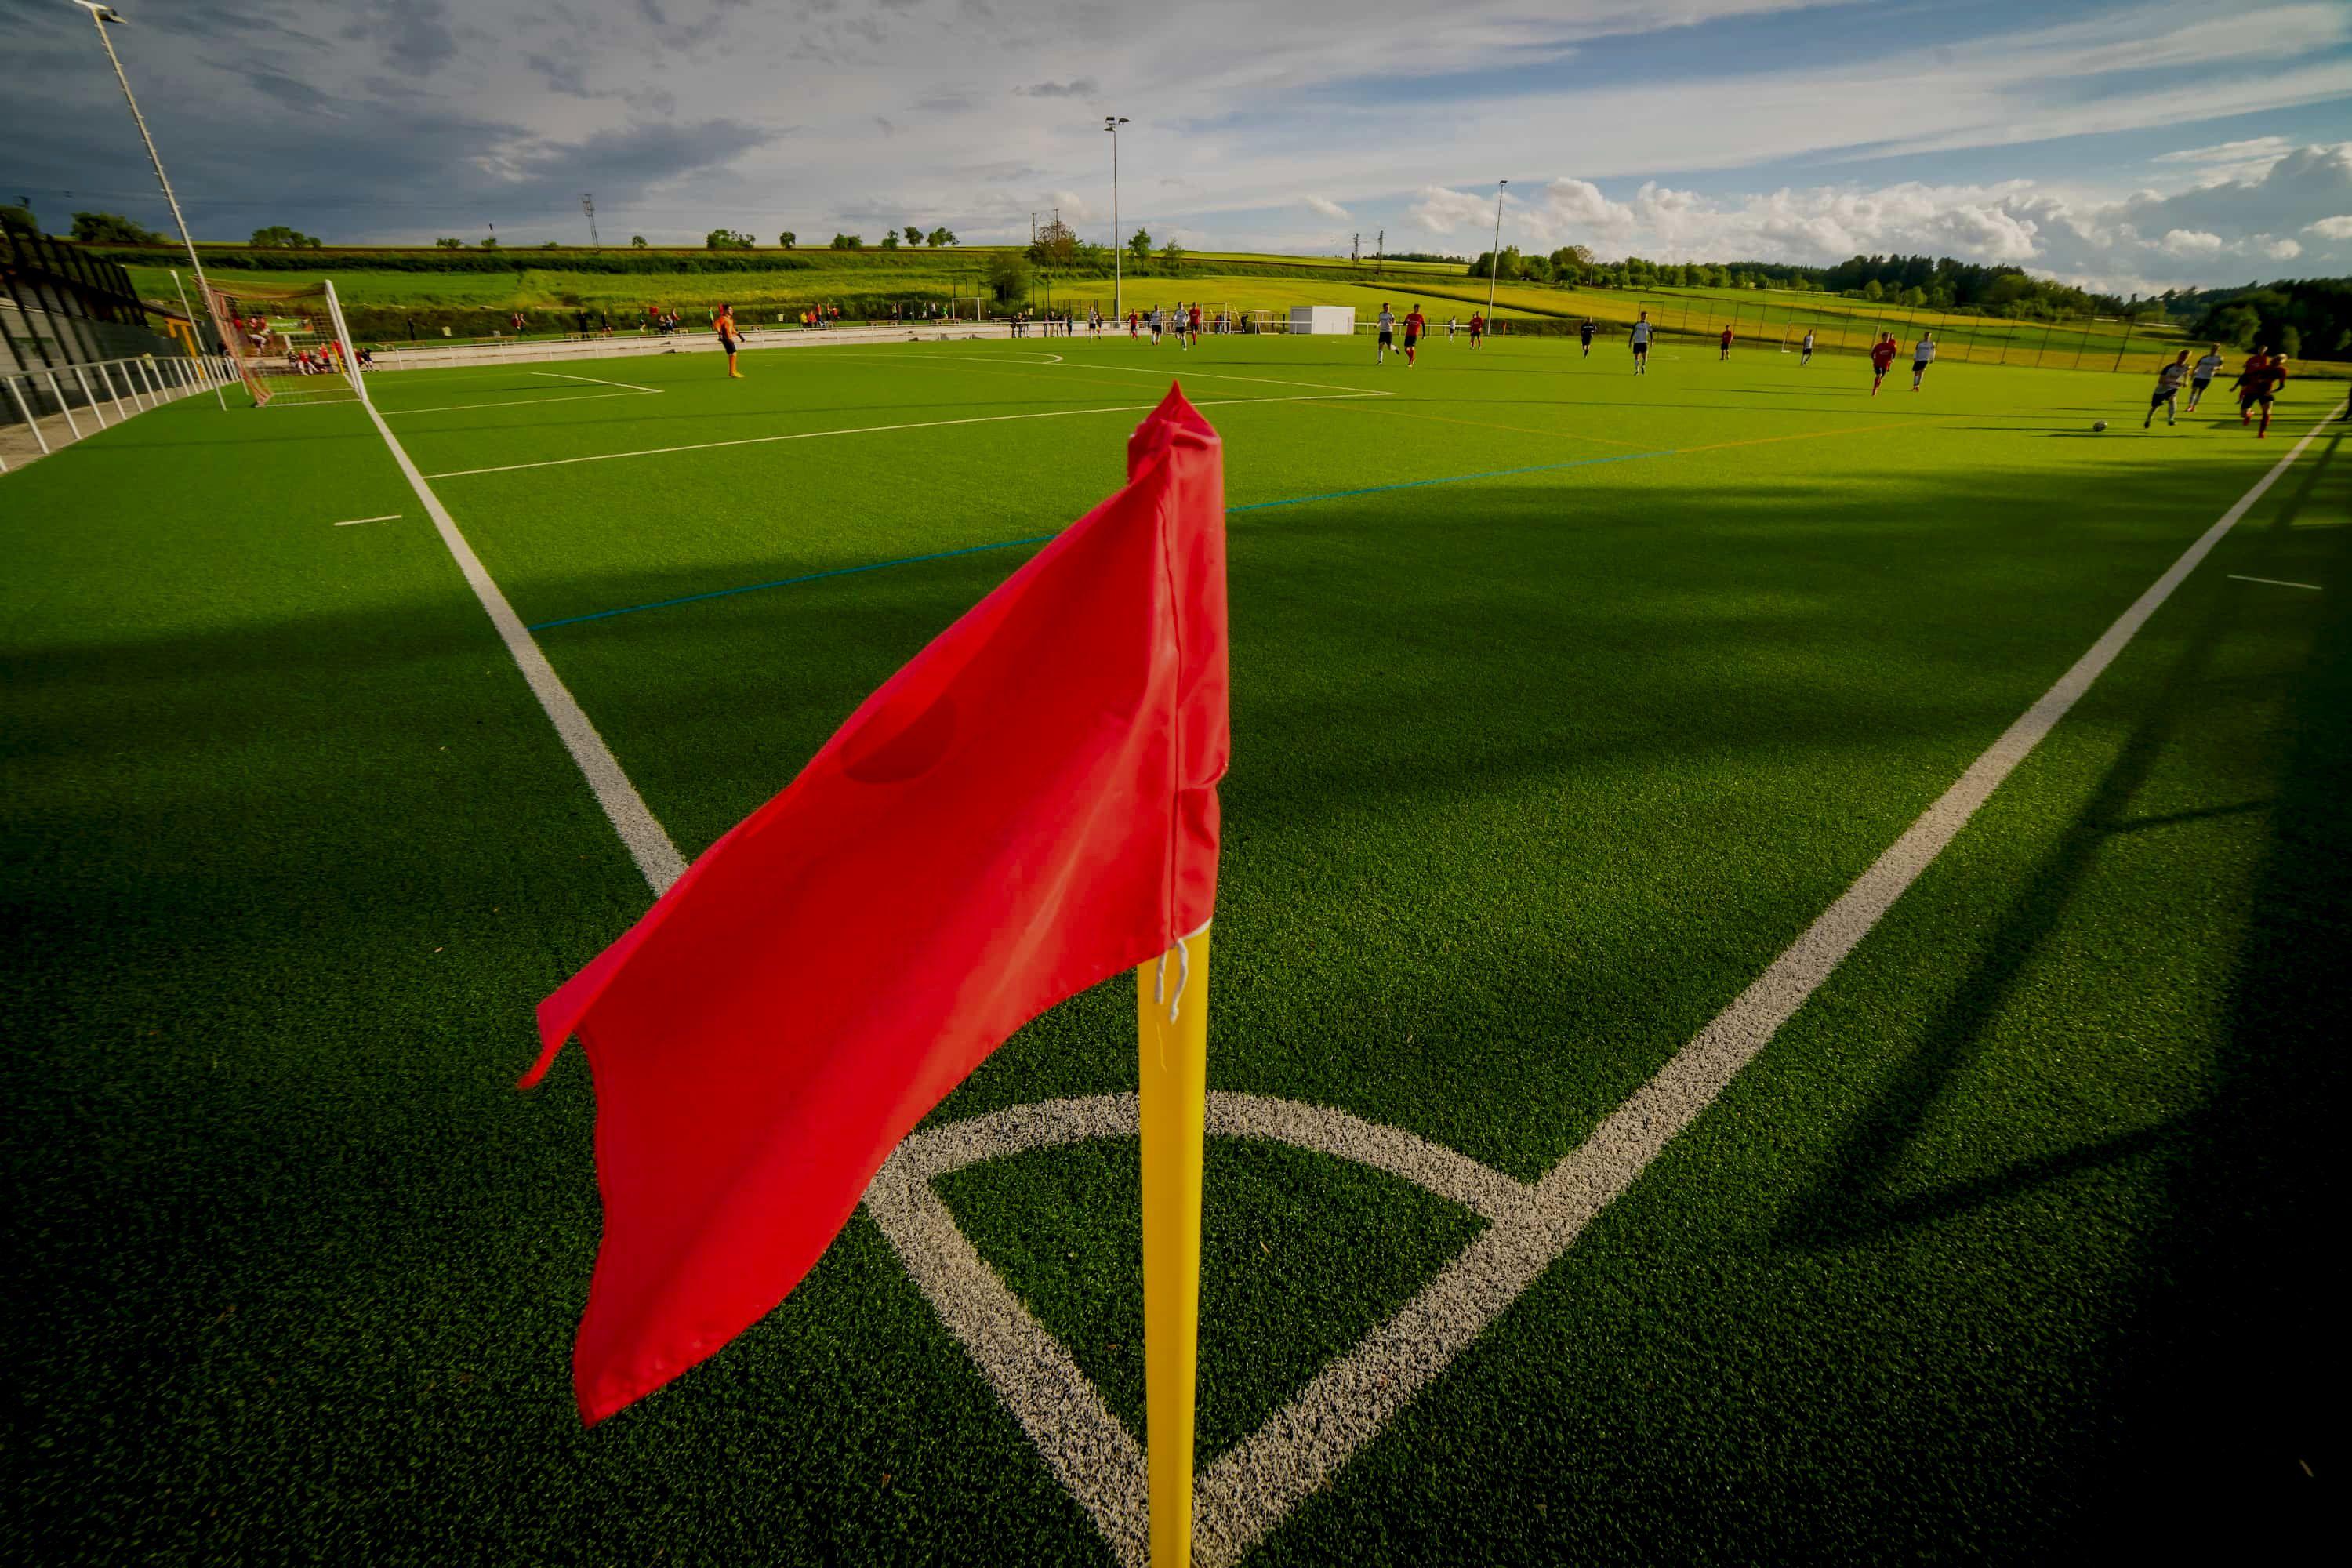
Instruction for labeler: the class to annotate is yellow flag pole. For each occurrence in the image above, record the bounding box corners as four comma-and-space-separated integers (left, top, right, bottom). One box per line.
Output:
1138, 925, 1209, 1568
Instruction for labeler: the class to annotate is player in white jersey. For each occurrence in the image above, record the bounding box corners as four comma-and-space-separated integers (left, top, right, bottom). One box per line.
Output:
1800, 329, 1816, 366
1911, 334, 1936, 390
1628, 312, 1654, 374
2186, 345, 2226, 412
1376, 303, 1397, 364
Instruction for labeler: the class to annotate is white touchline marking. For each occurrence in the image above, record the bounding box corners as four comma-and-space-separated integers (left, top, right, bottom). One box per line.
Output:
864, 397, 2348, 1568
531, 369, 666, 393
419, 392, 1388, 479
864, 1091, 1534, 1568
383, 390, 660, 416
2227, 574, 2322, 591
888, 352, 1379, 399
356, 397, 688, 895
332, 514, 401, 527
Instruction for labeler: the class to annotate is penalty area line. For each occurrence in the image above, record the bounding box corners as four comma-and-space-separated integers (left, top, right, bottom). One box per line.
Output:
332, 514, 401, 527
355, 396, 687, 896
419, 392, 1385, 480
532, 369, 666, 394
2227, 574, 2321, 590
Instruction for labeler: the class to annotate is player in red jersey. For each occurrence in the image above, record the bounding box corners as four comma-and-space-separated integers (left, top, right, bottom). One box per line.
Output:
1187, 303, 1202, 347
1467, 310, 1485, 349
1719, 325, 1733, 361
1402, 303, 1428, 365
1868, 332, 1899, 395
2238, 350, 2288, 437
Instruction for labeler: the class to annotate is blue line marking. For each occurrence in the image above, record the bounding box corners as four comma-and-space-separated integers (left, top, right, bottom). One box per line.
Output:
529, 447, 1678, 632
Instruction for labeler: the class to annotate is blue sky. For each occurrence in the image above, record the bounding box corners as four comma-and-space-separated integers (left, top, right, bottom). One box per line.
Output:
3, 0, 2348, 292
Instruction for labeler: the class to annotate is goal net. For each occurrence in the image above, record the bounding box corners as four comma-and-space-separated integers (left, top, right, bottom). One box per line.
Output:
202, 278, 368, 408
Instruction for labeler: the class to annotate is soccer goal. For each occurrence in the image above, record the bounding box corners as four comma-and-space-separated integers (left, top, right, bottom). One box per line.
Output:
204, 278, 368, 408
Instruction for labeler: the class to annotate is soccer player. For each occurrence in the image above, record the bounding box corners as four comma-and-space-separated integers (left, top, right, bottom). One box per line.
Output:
2232, 346, 2270, 425
1468, 310, 1485, 349
1578, 318, 1596, 356
716, 302, 743, 379
1911, 332, 1936, 390
1149, 307, 1163, 346
2242, 351, 2288, 437
1629, 311, 1654, 374
1403, 303, 1427, 365
1127, 309, 1139, 340
1719, 325, 1733, 361
1800, 328, 1816, 365
1447, 315, 1458, 339
2147, 350, 2190, 428
2186, 343, 2226, 412
1869, 332, 1898, 395
1376, 303, 1397, 364
1188, 303, 1202, 347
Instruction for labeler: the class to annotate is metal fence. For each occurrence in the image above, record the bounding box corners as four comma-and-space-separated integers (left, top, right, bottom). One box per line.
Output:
0, 350, 235, 474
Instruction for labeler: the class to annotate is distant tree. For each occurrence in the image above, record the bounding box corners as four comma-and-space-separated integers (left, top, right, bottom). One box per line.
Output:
985, 250, 1031, 305
631, 234, 649, 248
2205, 304, 2261, 347
1862, 278, 1885, 301
249, 225, 323, 248
1519, 253, 1551, 283
1547, 244, 1592, 282
480, 235, 499, 249
71, 210, 169, 245
540, 241, 560, 249
1900, 285, 1927, 307
776, 231, 794, 249
1160, 238, 1185, 272
829, 233, 864, 249
705, 228, 756, 249
880, 231, 900, 249
1128, 228, 1152, 267
1029, 216, 1079, 266
903, 225, 923, 247
925, 227, 955, 247
434, 236, 464, 249
0, 203, 37, 238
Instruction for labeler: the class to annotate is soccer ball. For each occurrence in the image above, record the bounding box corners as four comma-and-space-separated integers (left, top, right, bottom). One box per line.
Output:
2092, 420, 2108, 432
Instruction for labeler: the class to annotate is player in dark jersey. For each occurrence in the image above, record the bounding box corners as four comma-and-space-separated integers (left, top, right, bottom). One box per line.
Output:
1578, 318, 1595, 356
1468, 311, 1485, 348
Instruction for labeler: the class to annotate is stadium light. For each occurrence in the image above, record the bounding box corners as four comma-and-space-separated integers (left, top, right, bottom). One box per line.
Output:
1486, 179, 1507, 321
1105, 116, 1128, 320
71, 2, 224, 365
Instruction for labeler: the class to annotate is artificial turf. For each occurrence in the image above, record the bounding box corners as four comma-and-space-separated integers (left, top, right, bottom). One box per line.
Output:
3, 330, 2342, 1563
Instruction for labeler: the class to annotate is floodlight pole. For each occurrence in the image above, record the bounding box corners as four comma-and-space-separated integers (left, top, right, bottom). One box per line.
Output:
74, 4, 223, 360
1105, 115, 1128, 320
1486, 179, 1507, 320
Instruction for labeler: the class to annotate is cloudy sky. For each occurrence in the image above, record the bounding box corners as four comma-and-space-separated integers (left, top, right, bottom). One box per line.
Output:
5, 0, 2350, 293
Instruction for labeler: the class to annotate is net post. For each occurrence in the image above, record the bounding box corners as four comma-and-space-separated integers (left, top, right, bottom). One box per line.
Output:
322, 278, 368, 406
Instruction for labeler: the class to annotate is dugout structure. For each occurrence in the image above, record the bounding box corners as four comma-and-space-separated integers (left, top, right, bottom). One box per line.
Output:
1288, 306, 1356, 336
204, 278, 367, 408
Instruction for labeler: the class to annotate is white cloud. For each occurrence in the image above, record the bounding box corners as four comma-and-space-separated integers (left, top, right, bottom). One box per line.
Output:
2160, 228, 2227, 255
2154, 136, 2296, 165
1303, 194, 1350, 220
1409, 183, 1504, 236
2262, 237, 2303, 259
2308, 215, 2352, 238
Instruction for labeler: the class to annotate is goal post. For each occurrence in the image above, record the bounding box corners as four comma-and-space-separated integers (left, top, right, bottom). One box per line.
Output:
204, 278, 366, 408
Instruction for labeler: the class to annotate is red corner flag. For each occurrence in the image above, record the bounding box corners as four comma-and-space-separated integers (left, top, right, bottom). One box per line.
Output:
524, 384, 1228, 1425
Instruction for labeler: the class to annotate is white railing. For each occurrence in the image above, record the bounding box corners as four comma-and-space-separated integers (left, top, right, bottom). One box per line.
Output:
361, 319, 1022, 372
0, 351, 235, 474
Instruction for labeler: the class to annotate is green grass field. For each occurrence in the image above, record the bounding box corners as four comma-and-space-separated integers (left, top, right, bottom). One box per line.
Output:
5, 329, 2343, 1563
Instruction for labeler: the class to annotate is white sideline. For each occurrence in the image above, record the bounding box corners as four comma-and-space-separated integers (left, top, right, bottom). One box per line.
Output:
419, 391, 1388, 480
532, 369, 665, 394
2227, 573, 2321, 590
332, 514, 401, 527
355, 398, 688, 895
866, 399, 2348, 1568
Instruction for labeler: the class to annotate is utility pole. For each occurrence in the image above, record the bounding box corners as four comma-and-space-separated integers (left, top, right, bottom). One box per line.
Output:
1352, 232, 1359, 266
1486, 179, 1508, 320
1104, 115, 1128, 319
582, 193, 598, 249
1375, 229, 1384, 274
